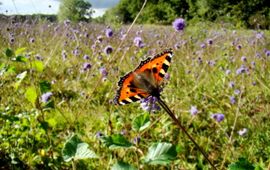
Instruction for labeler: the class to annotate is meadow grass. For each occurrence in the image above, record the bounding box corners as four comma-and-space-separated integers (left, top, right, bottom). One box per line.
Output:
0, 20, 270, 169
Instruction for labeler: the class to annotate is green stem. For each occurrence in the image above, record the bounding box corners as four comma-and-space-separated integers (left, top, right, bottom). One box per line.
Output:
72, 159, 76, 170
157, 98, 217, 170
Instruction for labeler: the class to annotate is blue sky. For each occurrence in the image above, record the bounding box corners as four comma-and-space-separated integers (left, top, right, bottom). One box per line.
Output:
0, 0, 119, 17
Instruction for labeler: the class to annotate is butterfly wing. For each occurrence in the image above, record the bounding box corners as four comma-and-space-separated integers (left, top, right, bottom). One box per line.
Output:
114, 49, 173, 105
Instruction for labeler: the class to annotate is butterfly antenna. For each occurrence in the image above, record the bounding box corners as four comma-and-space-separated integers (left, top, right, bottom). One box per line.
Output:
157, 98, 217, 170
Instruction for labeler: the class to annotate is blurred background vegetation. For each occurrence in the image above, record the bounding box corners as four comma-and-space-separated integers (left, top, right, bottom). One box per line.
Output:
0, 0, 269, 29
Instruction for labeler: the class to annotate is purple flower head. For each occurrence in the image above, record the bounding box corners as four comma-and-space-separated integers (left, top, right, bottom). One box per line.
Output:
29, 38, 35, 43
164, 73, 170, 80
96, 131, 103, 138
236, 65, 246, 75
97, 35, 103, 42
105, 28, 113, 38
200, 43, 206, 48
104, 45, 113, 55
208, 60, 216, 67
72, 48, 80, 56
234, 89, 241, 95
207, 39, 213, 45
133, 36, 145, 48
241, 56, 247, 62
99, 67, 108, 77
238, 128, 248, 136
190, 106, 198, 116
172, 18, 185, 31
64, 19, 71, 26
140, 96, 160, 112
83, 55, 90, 60
83, 63, 92, 71
211, 113, 225, 123
10, 37, 15, 44
265, 50, 270, 57
256, 32, 264, 39
228, 81, 235, 88
236, 44, 242, 50
62, 50, 67, 60
133, 136, 141, 144
41, 92, 53, 103
225, 69, 231, 75
230, 96, 236, 104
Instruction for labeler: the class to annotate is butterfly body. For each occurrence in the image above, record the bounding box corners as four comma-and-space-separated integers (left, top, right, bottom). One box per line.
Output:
114, 49, 173, 105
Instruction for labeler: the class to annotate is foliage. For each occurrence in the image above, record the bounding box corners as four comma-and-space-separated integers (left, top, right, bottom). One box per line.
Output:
57, 0, 93, 22
104, 0, 270, 29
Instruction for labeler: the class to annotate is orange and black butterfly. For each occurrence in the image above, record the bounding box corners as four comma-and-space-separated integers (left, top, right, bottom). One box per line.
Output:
114, 49, 173, 105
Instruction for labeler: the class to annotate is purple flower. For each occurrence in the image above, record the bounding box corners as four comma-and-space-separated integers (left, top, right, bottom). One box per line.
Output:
234, 89, 241, 95
207, 39, 213, 45
256, 32, 264, 39
41, 92, 53, 103
208, 60, 216, 66
83, 55, 90, 60
265, 50, 270, 57
225, 69, 231, 75
97, 35, 103, 42
236, 44, 242, 50
104, 45, 113, 55
96, 131, 103, 138
241, 56, 247, 62
140, 96, 160, 112
190, 106, 198, 116
164, 73, 170, 80
99, 67, 108, 77
211, 113, 225, 123
230, 96, 236, 104
105, 28, 113, 38
238, 128, 248, 136
200, 43, 206, 48
62, 51, 67, 60
83, 63, 92, 71
236, 66, 246, 75
172, 18, 185, 31
29, 38, 35, 43
133, 36, 144, 48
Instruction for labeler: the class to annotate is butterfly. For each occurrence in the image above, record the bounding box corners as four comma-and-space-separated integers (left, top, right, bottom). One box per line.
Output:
114, 49, 173, 105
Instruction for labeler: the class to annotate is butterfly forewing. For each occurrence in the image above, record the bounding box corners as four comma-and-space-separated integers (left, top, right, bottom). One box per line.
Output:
114, 49, 173, 105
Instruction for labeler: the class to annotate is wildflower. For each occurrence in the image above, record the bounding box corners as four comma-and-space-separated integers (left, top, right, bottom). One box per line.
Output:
172, 18, 185, 31
164, 73, 170, 80
64, 19, 71, 26
190, 106, 198, 116
211, 113, 225, 123
236, 44, 242, 50
140, 96, 160, 112
133, 36, 144, 48
228, 81, 235, 88
241, 56, 247, 62
238, 128, 248, 136
29, 38, 35, 43
200, 43, 206, 48
230, 96, 236, 104
265, 50, 270, 57
234, 89, 241, 95
207, 39, 213, 45
99, 67, 108, 77
133, 136, 141, 144
35, 54, 43, 61
104, 45, 113, 55
97, 35, 103, 42
225, 69, 231, 75
62, 50, 67, 60
256, 32, 264, 39
83, 63, 91, 71
41, 92, 53, 103
105, 28, 113, 38
236, 65, 246, 75
83, 55, 90, 60
208, 60, 216, 66
96, 131, 103, 138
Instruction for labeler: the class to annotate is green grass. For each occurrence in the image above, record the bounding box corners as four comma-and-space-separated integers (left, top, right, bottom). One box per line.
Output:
0, 20, 270, 169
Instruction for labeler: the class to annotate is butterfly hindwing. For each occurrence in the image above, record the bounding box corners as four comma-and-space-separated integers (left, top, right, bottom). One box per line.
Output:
114, 49, 173, 105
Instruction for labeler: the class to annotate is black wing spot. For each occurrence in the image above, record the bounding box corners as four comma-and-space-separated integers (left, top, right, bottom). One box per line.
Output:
166, 55, 171, 62
129, 96, 139, 102
159, 72, 165, 78
130, 88, 137, 93
162, 64, 169, 72
152, 67, 158, 73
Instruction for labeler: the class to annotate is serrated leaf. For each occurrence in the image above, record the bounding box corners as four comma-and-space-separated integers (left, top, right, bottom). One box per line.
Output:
39, 80, 51, 93
144, 142, 177, 165
62, 134, 98, 162
14, 71, 27, 89
5, 48, 14, 58
25, 86, 37, 106
32, 60, 44, 72
101, 134, 132, 149
228, 158, 255, 170
111, 161, 137, 170
132, 113, 150, 132
15, 47, 27, 56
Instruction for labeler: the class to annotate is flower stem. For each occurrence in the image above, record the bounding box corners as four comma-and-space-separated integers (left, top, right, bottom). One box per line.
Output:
157, 98, 217, 170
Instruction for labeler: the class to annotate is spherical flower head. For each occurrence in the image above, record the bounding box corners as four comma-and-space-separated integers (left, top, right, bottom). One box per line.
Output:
133, 136, 141, 144
83, 62, 92, 71
200, 43, 206, 48
238, 128, 248, 136
230, 96, 236, 104
207, 39, 213, 45
228, 81, 235, 88
236, 66, 246, 75
241, 56, 247, 62
211, 113, 224, 122
41, 92, 53, 103
190, 106, 198, 116
225, 69, 231, 75
133, 36, 144, 48
256, 32, 264, 39
234, 89, 241, 95
96, 131, 104, 138
140, 96, 160, 112
265, 50, 270, 57
29, 38, 35, 43
99, 67, 108, 77
172, 18, 185, 31
105, 28, 113, 38
83, 55, 90, 60
104, 45, 113, 55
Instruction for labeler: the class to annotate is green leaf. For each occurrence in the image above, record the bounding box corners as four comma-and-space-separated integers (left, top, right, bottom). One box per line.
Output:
32, 60, 44, 72
14, 71, 27, 89
228, 158, 255, 170
39, 80, 51, 93
15, 47, 27, 56
25, 86, 37, 106
144, 142, 177, 165
14, 55, 28, 62
101, 134, 132, 149
111, 161, 137, 170
132, 113, 150, 132
62, 134, 98, 162
5, 48, 14, 58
